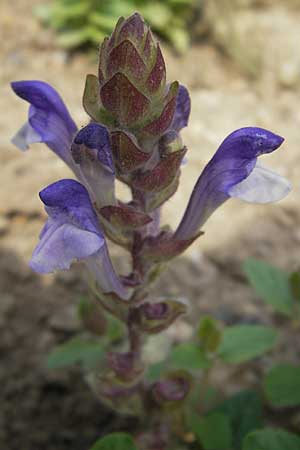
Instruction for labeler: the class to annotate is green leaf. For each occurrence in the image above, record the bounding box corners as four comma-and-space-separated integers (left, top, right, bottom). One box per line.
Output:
89, 12, 118, 32
198, 316, 222, 353
263, 364, 300, 407
52, 2, 90, 21
90, 433, 137, 450
191, 413, 233, 450
243, 258, 294, 316
57, 30, 89, 48
289, 271, 300, 302
47, 336, 105, 369
164, 27, 190, 53
34, 4, 53, 22
215, 390, 263, 450
105, 313, 124, 343
146, 361, 166, 382
169, 342, 211, 371
140, 3, 172, 28
218, 325, 278, 364
84, 26, 106, 44
243, 428, 300, 450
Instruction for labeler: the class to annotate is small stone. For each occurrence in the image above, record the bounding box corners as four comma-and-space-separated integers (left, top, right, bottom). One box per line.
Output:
0, 215, 9, 235
0, 294, 15, 315
49, 306, 80, 333
279, 61, 300, 89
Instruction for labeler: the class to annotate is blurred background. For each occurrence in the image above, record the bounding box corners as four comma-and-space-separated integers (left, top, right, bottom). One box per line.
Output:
1, 1, 300, 449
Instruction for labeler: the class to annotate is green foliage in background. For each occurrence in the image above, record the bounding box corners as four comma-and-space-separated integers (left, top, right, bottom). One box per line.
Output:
243, 258, 300, 318
36, 0, 199, 52
46, 261, 300, 450
90, 433, 137, 450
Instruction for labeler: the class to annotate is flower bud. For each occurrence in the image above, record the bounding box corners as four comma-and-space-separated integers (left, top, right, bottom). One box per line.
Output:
107, 351, 145, 383
88, 371, 143, 416
152, 371, 192, 407
95, 13, 178, 136
136, 300, 187, 334
136, 426, 169, 450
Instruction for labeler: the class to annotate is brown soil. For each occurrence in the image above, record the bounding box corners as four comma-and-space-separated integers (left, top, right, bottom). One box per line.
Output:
1, 1, 300, 449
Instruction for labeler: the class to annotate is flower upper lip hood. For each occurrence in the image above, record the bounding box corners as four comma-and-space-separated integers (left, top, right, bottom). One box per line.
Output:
11, 80, 77, 135
215, 127, 285, 160
39, 178, 101, 234
10, 80, 79, 173
72, 122, 115, 174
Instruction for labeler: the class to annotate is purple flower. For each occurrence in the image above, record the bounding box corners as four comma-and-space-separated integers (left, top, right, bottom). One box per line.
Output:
11, 80, 78, 172
171, 84, 191, 132
71, 123, 116, 207
175, 127, 291, 240
30, 179, 129, 299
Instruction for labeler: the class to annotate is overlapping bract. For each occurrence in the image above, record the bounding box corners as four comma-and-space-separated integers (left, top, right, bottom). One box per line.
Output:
11, 12, 291, 303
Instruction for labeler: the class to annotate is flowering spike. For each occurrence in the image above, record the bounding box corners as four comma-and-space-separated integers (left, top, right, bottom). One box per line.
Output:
11, 13, 292, 428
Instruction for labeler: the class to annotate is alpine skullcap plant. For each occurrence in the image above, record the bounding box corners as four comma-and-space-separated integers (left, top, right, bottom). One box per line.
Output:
11, 11, 291, 447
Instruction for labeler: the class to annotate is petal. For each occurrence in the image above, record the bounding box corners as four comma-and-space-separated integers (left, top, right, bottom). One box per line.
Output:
175, 127, 287, 239
71, 123, 116, 207
72, 122, 114, 172
228, 162, 291, 203
31, 179, 128, 299
11, 121, 41, 151
30, 220, 103, 273
39, 178, 101, 233
11, 80, 77, 169
86, 247, 130, 300
171, 84, 191, 131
